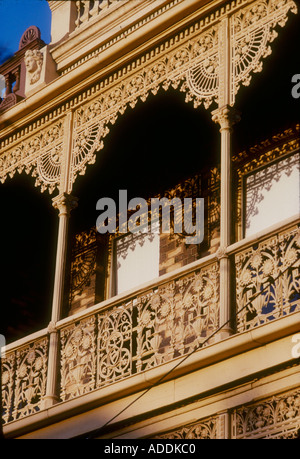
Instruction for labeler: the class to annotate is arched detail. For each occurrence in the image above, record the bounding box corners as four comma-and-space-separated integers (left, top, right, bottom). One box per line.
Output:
69, 23, 221, 190
18, 26, 41, 50
68, 0, 297, 190
0, 120, 64, 194
0, 0, 297, 194
231, 0, 298, 102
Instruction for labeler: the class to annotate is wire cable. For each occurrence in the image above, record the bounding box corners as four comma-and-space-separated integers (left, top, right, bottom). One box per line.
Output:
82, 260, 299, 439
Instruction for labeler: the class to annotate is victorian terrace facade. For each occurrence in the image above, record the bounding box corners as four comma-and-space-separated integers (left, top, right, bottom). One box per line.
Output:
0, 0, 300, 439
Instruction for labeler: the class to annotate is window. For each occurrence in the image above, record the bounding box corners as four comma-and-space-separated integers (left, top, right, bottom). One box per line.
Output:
113, 230, 160, 296
244, 152, 300, 237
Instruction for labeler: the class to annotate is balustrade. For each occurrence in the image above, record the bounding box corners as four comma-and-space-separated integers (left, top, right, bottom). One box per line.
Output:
59, 261, 219, 401
2, 221, 299, 426
75, 0, 121, 29
235, 224, 300, 332
2, 336, 48, 424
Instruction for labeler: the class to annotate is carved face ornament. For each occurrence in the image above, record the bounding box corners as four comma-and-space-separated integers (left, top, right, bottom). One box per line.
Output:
24, 49, 43, 84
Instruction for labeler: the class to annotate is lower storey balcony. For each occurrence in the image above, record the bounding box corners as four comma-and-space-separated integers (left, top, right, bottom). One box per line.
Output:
1, 218, 300, 438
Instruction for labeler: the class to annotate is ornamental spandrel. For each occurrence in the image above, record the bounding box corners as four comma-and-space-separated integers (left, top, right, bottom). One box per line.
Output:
0, 0, 297, 195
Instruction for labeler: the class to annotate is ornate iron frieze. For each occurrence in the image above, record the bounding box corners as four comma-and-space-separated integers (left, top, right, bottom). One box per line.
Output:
59, 262, 219, 398
235, 224, 300, 332
60, 316, 97, 401
154, 415, 220, 439
0, 0, 297, 193
1, 338, 48, 424
135, 263, 219, 372
232, 388, 300, 439
231, 0, 297, 101
1, 352, 16, 424
0, 119, 65, 193
69, 227, 99, 301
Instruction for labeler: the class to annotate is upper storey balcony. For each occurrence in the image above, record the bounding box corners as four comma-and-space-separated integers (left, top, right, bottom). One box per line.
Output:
0, 0, 299, 439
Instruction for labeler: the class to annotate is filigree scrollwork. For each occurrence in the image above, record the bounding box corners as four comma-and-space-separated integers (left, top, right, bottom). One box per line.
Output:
97, 306, 133, 386
207, 166, 220, 241
12, 338, 48, 421
0, 121, 64, 194
58, 263, 219, 399
70, 118, 110, 187
69, 227, 98, 300
154, 415, 220, 439
70, 25, 221, 184
184, 26, 219, 109
231, 0, 297, 100
232, 388, 300, 439
60, 316, 96, 401
135, 263, 219, 372
185, 55, 219, 108
176, 26, 219, 108
235, 224, 300, 332
66, 0, 297, 186
1, 352, 15, 424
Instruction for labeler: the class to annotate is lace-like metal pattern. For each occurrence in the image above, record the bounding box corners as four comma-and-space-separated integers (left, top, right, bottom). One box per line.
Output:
69, 227, 98, 301
59, 262, 219, 399
235, 224, 300, 332
154, 415, 220, 439
0, 120, 64, 194
0, 1, 297, 193
232, 388, 300, 439
1, 338, 48, 423
70, 23, 220, 189
231, 0, 298, 101
60, 316, 97, 401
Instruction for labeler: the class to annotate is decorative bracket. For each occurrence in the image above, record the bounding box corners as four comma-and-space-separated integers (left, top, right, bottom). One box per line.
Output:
0, 0, 297, 193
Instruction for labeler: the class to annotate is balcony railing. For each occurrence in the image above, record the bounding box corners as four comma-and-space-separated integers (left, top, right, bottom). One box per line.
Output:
2, 333, 48, 424
75, 0, 125, 29
59, 260, 219, 401
1, 220, 299, 426
234, 224, 300, 332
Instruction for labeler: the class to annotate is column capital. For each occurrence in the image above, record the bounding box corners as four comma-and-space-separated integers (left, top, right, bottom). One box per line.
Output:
52, 192, 78, 216
212, 104, 241, 131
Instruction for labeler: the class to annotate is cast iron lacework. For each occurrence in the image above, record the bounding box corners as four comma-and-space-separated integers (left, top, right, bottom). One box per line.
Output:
231, 0, 298, 101
60, 316, 97, 401
1, 338, 48, 423
0, 0, 297, 194
59, 262, 219, 400
68, 0, 297, 191
69, 227, 98, 301
153, 415, 220, 439
235, 224, 300, 332
0, 120, 64, 194
232, 388, 300, 439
